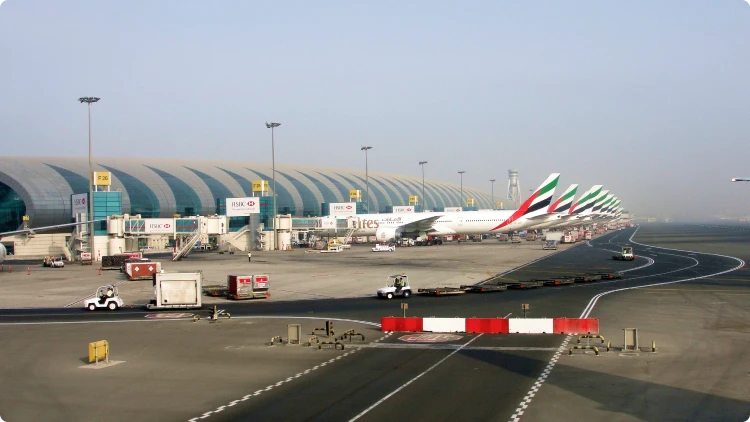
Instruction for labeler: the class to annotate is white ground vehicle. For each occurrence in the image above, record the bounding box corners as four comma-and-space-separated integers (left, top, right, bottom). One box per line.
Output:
372, 243, 395, 252
43, 256, 65, 268
377, 274, 412, 299
613, 245, 635, 261
542, 240, 558, 250
84, 285, 124, 311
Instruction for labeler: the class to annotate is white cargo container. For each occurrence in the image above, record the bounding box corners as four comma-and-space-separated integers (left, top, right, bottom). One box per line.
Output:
147, 272, 203, 309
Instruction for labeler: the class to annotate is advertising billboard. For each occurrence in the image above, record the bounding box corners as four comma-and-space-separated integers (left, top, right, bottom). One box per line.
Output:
226, 197, 260, 216
144, 219, 174, 234
328, 202, 356, 217
72, 193, 88, 217
392, 206, 415, 213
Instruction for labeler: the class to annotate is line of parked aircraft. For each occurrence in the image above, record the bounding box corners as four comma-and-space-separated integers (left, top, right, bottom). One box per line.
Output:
316, 173, 625, 243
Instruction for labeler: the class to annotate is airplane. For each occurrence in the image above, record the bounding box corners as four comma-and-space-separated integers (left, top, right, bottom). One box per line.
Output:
315, 173, 561, 242
0, 220, 103, 265
731, 178, 750, 182
522, 184, 578, 230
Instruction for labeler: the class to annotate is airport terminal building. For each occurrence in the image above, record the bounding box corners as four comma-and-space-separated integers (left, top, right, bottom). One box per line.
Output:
0, 157, 495, 233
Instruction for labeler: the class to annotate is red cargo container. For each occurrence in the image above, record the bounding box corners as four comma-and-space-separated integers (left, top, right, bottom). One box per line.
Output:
227, 275, 270, 300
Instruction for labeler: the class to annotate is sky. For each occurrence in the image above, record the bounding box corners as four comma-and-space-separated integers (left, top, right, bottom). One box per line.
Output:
1, 0, 749, 221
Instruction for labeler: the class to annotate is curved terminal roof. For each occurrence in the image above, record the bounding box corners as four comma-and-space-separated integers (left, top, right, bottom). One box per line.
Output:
0, 157, 496, 230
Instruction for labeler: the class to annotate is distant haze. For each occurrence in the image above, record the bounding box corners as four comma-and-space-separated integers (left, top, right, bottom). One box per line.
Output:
0, 1, 748, 221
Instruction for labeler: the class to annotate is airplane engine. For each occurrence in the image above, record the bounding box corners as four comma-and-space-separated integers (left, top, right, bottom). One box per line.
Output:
376, 227, 402, 243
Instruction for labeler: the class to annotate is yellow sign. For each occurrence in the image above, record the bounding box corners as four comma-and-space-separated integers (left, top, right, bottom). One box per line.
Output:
466, 198, 475, 206
349, 189, 361, 200
93, 171, 111, 186
88, 340, 109, 363
22, 215, 30, 221
408, 195, 419, 204
252, 180, 269, 192
496, 201, 504, 209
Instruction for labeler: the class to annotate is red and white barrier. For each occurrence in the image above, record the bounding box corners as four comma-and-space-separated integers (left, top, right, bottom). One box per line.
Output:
381, 317, 598, 334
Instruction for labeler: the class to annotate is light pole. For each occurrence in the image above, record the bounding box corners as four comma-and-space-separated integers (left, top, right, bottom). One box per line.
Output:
419, 161, 428, 211
265, 122, 281, 250
458, 171, 466, 207
78, 96, 100, 257
490, 179, 496, 209
361, 146, 372, 212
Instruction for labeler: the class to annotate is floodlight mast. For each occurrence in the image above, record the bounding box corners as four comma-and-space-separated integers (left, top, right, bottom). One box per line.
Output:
265, 122, 281, 250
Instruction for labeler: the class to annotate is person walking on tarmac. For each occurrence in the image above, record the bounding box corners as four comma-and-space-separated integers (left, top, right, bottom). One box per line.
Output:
247, 252, 252, 262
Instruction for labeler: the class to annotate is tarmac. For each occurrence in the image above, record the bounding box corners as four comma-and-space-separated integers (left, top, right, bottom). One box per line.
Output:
0, 224, 748, 422
0, 238, 569, 309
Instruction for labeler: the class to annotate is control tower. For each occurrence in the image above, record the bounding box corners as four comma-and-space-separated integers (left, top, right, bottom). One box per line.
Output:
507, 169, 521, 209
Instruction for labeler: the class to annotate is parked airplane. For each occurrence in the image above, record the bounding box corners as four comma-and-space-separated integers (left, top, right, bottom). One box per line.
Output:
0, 220, 102, 265
317, 173, 561, 242
545, 185, 603, 229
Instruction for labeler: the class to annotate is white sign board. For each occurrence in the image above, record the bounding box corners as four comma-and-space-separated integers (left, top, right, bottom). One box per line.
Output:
226, 197, 260, 216
144, 218, 174, 234
392, 206, 415, 214
72, 193, 88, 217
329, 202, 357, 217
444, 207, 462, 213
317, 216, 337, 230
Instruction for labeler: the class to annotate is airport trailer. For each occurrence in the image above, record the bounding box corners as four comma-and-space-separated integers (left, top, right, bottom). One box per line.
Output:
147, 272, 203, 310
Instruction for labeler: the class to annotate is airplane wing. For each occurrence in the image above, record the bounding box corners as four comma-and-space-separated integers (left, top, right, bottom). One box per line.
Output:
399, 215, 444, 233
0, 220, 105, 238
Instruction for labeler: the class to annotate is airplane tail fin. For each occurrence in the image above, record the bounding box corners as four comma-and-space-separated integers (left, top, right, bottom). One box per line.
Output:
547, 184, 578, 213
488, 173, 560, 230
521, 173, 560, 218
570, 185, 603, 216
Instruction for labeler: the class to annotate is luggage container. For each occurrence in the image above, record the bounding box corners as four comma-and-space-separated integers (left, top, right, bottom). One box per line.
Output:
227, 274, 270, 300
125, 261, 162, 281
147, 272, 202, 309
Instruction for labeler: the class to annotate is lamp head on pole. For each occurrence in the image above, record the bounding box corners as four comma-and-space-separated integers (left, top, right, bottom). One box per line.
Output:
458, 171, 466, 175
78, 97, 100, 104
265, 122, 281, 129
419, 161, 428, 165
361, 146, 372, 151
490, 179, 496, 183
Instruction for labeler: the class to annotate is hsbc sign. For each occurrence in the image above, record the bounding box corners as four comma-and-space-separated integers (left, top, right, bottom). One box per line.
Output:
145, 218, 174, 234
392, 206, 414, 214
226, 197, 260, 216
329, 202, 356, 217
71, 193, 88, 217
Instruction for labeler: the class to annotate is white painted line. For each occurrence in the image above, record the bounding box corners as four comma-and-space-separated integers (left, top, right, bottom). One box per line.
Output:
348, 334, 482, 422
0, 315, 382, 328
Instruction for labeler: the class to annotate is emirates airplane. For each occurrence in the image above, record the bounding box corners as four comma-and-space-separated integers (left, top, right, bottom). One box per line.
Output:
319, 173, 561, 242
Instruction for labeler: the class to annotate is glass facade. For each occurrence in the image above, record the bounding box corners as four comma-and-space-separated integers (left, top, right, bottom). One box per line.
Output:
93, 192, 122, 235
0, 182, 25, 233
145, 166, 202, 216
100, 165, 160, 218
0, 158, 495, 227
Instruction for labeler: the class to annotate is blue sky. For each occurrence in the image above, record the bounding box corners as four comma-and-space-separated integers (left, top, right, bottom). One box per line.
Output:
1, 1, 749, 220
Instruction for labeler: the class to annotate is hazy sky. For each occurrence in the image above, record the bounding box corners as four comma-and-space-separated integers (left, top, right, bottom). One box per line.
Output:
1, 1, 749, 220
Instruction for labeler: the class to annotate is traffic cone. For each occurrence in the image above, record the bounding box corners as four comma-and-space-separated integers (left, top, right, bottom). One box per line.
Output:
27, 267, 30, 275
98, 267, 101, 275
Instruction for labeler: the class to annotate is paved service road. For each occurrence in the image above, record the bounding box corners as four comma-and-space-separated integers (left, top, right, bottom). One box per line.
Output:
0, 224, 748, 422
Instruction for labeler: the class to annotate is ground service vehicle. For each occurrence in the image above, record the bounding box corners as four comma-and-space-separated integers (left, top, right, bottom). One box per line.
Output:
545, 232, 562, 242
372, 243, 395, 252
147, 272, 203, 309
377, 274, 412, 299
525, 232, 537, 241
510, 235, 521, 243
542, 240, 558, 250
613, 245, 635, 261
84, 285, 124, 311
43, 256, 64, 268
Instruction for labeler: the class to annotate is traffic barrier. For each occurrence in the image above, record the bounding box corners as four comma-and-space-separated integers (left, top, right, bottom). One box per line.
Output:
652, 340, 657, 353
554, 318, 600, 334
508, 318, 554, 334
269, 336, 283, 345
381, 317, 423, 332
569, 345, 599, 356
465, 318, 509, 334
340, 329, 365, 342
422, 317, 465, 333
381, 317, 599, 334
577, 334, 605, 344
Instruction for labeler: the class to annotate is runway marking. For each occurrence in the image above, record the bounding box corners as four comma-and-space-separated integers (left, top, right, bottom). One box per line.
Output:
348, 334, 483, 422
188, 348, 361, 421
508, 226, 746, 422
